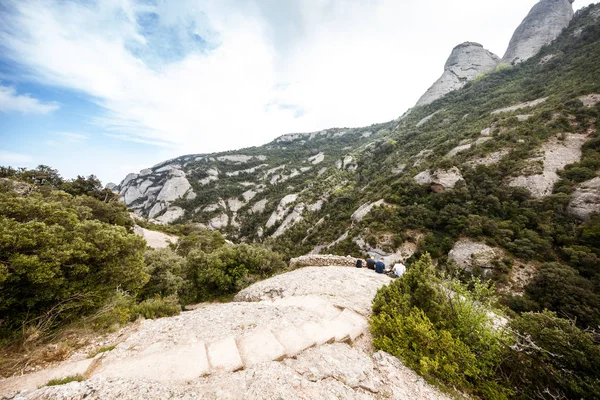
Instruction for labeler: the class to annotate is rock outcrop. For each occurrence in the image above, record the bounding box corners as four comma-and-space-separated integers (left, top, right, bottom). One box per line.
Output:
133, 225, 177, 249
415, 42, 500, 107
501, 0, 575, 66
414, 167, 464, 192
448, 239, 503, 275
567, 177, 600, 220
508, 133, 587, 198
289, 254, 357, 268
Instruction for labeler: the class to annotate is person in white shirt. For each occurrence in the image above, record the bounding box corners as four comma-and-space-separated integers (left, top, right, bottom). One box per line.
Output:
392, 261, 406, 278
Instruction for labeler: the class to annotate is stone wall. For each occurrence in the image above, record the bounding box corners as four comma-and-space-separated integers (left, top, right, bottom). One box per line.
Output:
290, 254, 357, 268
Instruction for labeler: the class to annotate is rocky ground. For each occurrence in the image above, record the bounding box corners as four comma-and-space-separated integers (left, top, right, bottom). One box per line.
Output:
1, 266, 452, 400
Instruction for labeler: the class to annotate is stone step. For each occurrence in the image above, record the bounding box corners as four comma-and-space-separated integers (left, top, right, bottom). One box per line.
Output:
207, 336, 244, 373
0, 358, 94, 393
94, 342, 209, 382
273, 325, 316, 357
322, 316, 354, 342
300, 321, 336, 345
237, 329, 286, 367
337, 309, 369, 340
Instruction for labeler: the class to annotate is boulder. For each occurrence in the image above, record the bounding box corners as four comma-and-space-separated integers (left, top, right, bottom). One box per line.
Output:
502, 0, 574, 65
448, 239, 502, 274
414, 167, 463, 192
154, 207, 185, 224
416, 43, 500, 107
568, 177, 600, 220
156, 175, 192, 203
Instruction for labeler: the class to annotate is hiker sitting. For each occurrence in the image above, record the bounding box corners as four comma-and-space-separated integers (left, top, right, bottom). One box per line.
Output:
365, 258, 376, 270
375, 258, 385, 274
392, 261, 406, 278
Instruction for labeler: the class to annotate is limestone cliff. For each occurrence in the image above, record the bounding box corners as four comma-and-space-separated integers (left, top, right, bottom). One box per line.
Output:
415, 42, 500, 107
501, 0, 575, 65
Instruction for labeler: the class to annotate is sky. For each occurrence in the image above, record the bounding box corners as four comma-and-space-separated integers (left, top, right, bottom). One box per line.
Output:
0, 0, 596, 184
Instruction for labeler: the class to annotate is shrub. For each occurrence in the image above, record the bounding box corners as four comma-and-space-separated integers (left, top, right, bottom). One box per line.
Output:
130, 295, 181, 320
371, 254, 511, 399
140, 248, 188, 300
502, 311, 600, 400
45, 374, 85, 387
525, 263, 600, 328
0, 189, 148, 337
186, 244, 286, 301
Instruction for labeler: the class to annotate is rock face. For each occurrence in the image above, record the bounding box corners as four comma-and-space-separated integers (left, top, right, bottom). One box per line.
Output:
448, 239, 503, 274
414, 167, 464, 192
289, 255, 357, 268
416, 42, 500, 107
133, 225, 177, 249
568, 177, 600, 220
508, 133, 587, 198
501, 0, 574, 66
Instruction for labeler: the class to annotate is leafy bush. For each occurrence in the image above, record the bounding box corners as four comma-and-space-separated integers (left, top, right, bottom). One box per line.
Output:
130, 295, 181, 320
524, 263, 600, 328
0, 186, 148, 337
186, 244, 286, 301
140, 248, 187, 300
502, 311, 600, 400
371, 254, 511, 399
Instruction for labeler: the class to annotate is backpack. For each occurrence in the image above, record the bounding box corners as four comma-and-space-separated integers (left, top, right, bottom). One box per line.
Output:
355, 259, 363, 268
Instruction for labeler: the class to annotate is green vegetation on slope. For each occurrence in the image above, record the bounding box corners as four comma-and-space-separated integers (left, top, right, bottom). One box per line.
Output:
371, 254, 600, 400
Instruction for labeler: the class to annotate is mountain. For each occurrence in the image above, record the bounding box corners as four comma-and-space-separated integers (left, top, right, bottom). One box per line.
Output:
502, 0, 575, 65
114, 2, 600, 281
415, 42, 500, 107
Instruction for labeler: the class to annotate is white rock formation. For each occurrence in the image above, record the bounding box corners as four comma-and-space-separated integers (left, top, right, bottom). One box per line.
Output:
308, 152, 325, 164
250, 199, 268, 214
414, 167, 464, 192
491, 97, 548, 115
568, 177, 600, 220
351, 200, 386, 222
501, 0, 574, 66
272, 203, 305, 238
133, 225, 178, 249
209, 213, 229, 230
580, 93, 600, 107
154, 207, 185, 225
448, 239, 502, 274
416, 110, 442, 127
266, 194, 298, 228
416, 43, 500, 107
217, 155, 253, 163
509, 133, 587, 197
467, 149, 510, 167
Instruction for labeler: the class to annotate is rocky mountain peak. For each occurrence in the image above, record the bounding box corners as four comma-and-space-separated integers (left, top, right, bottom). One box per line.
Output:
501, 0, 575, 65
415, 42, 500, 107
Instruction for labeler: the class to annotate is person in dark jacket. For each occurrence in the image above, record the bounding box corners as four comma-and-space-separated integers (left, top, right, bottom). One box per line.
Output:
365, 258, 376, 270
375, 258, 385, 274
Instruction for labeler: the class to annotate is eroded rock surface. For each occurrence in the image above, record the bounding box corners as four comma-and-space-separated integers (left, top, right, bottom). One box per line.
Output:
502, 0, 574, 65
568, 177, 600, 220
448, 239, 503, 274
133, 225, 177, 249
414, 167, 464, 192
508, 133, 587, 197
416, 42, 499, 107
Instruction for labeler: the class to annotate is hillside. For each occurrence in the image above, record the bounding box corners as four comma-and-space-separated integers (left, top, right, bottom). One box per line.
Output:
117, 5, 600, 255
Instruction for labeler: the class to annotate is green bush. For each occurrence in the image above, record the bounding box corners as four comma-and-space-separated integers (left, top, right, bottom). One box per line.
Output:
130, 295, 181, 320
0, 186, 148, 337
371, 254, 511, 399
140, 248, 188, 300
502, 311, 600, 399
186, 243, 286, 301
525, 263, 600, 328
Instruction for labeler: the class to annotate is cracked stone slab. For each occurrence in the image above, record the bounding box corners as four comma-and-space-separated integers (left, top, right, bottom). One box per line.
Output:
237, 329, 287, 367
207, 336, 244, 373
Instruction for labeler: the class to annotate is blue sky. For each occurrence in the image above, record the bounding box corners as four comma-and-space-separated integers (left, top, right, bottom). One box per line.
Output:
0, 0, 595, 184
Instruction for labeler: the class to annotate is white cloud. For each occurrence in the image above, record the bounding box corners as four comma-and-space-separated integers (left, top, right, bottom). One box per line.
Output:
0, 150, 33, 165
0, 0, 595, 156
56, 132, 88, 143
0, 83, 59, 114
